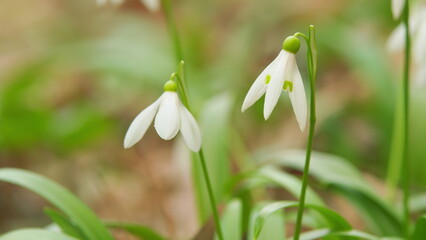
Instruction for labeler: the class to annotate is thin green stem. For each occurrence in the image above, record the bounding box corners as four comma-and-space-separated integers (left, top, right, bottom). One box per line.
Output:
402, 0, 411, 236
293, 25, 317, 240
161, 1, 224, 239
161, 0, 183, 62
197, 149, 225, 240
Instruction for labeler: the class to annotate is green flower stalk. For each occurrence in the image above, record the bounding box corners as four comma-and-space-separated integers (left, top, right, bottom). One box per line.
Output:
401, 0, 411, 236
160, 1, 225, 239
386, 0, 412, 236
293, 25, 318, 240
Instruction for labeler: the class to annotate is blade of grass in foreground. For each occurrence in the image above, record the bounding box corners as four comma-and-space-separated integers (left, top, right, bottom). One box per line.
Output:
0, 168, 114, 240
0, 229, 78, 240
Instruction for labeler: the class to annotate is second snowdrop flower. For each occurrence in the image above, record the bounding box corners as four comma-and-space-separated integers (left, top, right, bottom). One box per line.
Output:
124, 80, 202, 152
242, 36, 307, 131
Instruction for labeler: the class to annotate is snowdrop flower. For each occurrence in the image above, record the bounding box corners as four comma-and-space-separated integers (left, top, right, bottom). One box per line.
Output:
96, 0, 160, 12
242, 36, 307, 131
124, 80, 202, 152
392, 0, 405, 19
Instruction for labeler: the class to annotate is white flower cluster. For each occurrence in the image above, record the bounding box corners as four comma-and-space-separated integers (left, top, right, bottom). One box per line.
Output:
388, 1, 426, 86
124, 35, 308, 152
96, 0, 160, 12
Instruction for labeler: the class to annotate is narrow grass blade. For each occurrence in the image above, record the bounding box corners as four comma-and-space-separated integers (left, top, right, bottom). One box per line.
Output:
106, 222, 166, 240
0, 229, 78, 240
0, 168, 114, 240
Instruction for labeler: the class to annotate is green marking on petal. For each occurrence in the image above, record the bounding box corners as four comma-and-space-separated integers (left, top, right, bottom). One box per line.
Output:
265, 75, 271, 84
283, 81, 293, 92
163, 80, 178, 92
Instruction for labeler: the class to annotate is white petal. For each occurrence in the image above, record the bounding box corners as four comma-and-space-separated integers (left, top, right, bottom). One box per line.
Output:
287, 56, 308, 132
264, 50, 289, 120
111, 0, 125, 5
179, 104, 202, 152
413, 22, 426, 64
392, 0, 404, 19
141, 0, 160, 11
241, 52, 281, 112
414, 64, 426, 87
96, 0, 108, 6
410, 6, 426, 32
154, 92, 181, 140
124, 96, 162, 148
386, 24, 405, 53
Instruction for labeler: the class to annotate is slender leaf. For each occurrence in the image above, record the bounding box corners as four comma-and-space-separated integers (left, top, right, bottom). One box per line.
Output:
411, 215, 426, 240
410, 194, 426, 213
214, 199, 242, 240
44, 208, 88, 240
106, 222, 166, 240
0, 229, 78, 240
253, 201, 351, 239
256, 149, 403, 236
0, 168, 114, 240
247, 206, 285, 240
299, 229, 403, 240
256, 167, 324, 206
256, 211, 286, 240
193, 94, 233, 222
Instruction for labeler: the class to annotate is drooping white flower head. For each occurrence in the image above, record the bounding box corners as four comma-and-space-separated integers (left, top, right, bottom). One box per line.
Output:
124, 80, 202, 152
242, 36, 307, 131
391, 0, 405, 19
96, 0, 160, 12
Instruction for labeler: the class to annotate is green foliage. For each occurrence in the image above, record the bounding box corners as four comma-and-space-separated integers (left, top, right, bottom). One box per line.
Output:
0, 168, 114, 240
44, 208, 88, 240
193, 94, 234, 222
410, 216, 426, 240
105, 222, 166, 240
214, 200, 243, 240
0, 229, 79, 240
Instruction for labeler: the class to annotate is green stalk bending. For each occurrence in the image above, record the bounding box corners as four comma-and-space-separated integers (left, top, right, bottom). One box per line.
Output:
293, 25, 317, 240
402, 0, 411, 236
161, 1, 225, 239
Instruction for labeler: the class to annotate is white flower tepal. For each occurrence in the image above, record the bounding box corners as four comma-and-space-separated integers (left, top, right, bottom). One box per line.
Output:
242, 36, 307, 131
124, 80, 202, 152
96, 0, 160, 12
392, 0, 405, 19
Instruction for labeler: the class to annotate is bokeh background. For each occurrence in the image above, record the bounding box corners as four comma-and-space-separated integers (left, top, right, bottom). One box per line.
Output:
1, 0, 426, 239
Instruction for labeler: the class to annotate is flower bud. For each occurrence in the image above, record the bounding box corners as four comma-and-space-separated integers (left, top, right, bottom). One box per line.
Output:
163, 80, 178, 92
282, 36, 300, 54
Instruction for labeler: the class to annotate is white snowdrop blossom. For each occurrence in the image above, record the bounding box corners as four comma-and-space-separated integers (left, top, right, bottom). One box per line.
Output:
391, 0, 405, 19
387, 4, 426, 86
96, 0, 160, 12
242, 36, 308, 131
124, 80, 202, 152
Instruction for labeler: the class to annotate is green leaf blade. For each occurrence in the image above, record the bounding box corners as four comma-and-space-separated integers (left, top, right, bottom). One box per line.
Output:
0, 168, 114, 240
0, 229, 78, 240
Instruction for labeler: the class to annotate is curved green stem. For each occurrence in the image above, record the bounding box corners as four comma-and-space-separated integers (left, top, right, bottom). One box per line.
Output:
293, 25, 317, 240
161, 2, 224, 239
402, 0, 411, 236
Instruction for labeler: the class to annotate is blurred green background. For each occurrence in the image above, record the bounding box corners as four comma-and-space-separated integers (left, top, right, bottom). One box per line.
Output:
1, 0, 425, 239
